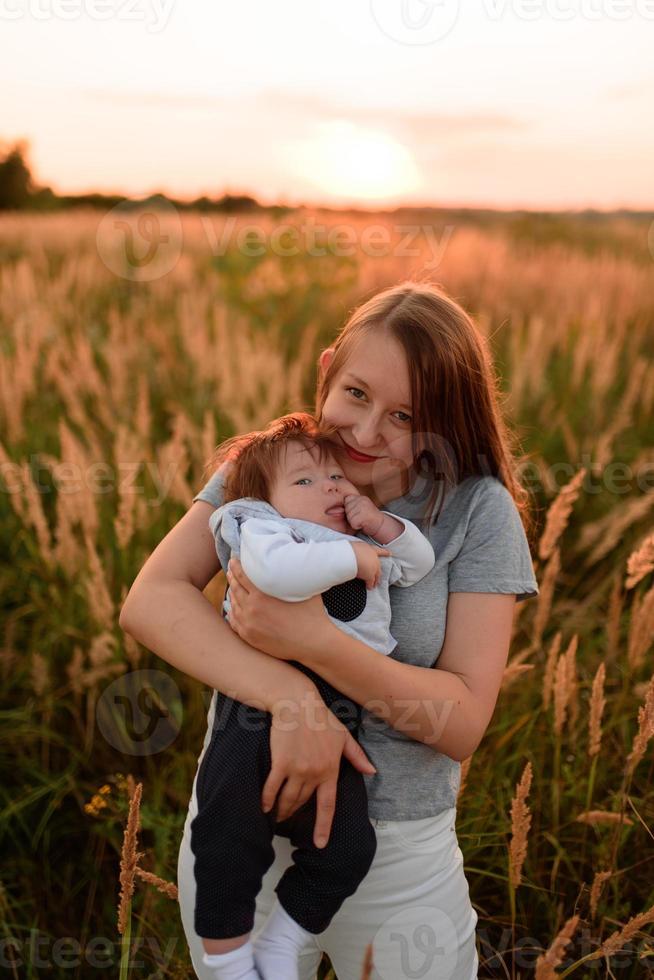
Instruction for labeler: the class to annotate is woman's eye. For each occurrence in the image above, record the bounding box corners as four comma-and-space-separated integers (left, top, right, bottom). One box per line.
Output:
347, 386, 411, 423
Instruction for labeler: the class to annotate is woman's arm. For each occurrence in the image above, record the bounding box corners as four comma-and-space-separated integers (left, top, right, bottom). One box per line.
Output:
305, 592, 516, 761
119, 501, 377, 844
119, 503, 310, 708
226, 560, 516, 761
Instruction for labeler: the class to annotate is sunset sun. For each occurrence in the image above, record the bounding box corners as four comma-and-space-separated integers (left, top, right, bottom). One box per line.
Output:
281, 120, 422, 204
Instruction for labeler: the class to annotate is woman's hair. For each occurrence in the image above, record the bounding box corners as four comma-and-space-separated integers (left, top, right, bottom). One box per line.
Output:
315, 279, 535, 538
209, 412, 340, 505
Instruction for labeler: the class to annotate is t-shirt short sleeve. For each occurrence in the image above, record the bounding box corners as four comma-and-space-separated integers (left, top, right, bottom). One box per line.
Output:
192, 469, 226, 509
448, 477, 539, 603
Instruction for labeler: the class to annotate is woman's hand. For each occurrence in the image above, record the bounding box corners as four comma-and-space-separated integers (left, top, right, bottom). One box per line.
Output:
225, 558, 332, 663
264, 687, 377, 847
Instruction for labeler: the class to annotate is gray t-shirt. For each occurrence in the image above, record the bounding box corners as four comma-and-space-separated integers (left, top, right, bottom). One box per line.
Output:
192, 470, 539, 820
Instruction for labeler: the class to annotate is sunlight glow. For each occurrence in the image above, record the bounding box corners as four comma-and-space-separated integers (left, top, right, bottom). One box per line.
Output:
282, 121, 423, 204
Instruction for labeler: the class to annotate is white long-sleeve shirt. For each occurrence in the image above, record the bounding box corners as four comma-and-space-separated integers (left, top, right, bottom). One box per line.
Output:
209, 497, 436, 656
238, 514, 435, 601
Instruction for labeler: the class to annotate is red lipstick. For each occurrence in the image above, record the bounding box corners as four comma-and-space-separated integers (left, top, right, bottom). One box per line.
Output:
340, 439, 381, 463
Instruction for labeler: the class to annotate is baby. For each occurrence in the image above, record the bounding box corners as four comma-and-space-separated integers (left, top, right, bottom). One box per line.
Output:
190, 412, 435, 980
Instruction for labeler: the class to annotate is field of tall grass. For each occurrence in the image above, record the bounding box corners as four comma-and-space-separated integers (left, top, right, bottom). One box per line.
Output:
1, 205, 653, 978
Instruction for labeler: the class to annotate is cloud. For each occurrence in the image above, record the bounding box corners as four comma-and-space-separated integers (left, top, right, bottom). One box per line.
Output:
82, 86, 529, 138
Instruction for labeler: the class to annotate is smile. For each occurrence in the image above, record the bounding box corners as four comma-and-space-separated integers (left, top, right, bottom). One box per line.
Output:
339, 437, 383, 463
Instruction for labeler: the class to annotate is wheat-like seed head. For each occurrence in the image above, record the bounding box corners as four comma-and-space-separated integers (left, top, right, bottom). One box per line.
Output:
534, 915, 580, 979
509, 761, 533, 889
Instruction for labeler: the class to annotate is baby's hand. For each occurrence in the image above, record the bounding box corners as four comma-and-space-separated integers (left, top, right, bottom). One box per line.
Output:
351, 541, 391, 590
343, 493, 385, 538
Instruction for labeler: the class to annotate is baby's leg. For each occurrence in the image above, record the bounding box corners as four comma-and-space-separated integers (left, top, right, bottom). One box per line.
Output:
190, 694, 278, 976
274, 755, 377, 933
252, 757, 376, 979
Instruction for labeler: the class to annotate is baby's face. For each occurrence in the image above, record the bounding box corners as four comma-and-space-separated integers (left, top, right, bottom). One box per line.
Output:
268, 441, 361, 534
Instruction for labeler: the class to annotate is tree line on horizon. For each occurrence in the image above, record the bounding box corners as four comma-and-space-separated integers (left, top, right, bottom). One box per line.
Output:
0, 139, 273, 214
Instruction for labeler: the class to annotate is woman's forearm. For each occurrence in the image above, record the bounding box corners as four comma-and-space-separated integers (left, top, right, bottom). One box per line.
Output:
307, 625, 476, 761
119, 581, 316, 712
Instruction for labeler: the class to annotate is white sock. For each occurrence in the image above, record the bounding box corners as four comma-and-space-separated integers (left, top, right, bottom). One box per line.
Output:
252, 899, 314, 980
202, 939, 261, 980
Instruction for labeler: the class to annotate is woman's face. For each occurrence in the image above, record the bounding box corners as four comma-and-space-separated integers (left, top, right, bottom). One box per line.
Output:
319, 330, 416, 506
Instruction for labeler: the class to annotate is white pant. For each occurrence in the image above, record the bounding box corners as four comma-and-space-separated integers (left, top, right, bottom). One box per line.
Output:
178, 803, 479, 980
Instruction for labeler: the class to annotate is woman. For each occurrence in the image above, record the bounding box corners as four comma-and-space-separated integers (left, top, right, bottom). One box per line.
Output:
120, 281, 540, 980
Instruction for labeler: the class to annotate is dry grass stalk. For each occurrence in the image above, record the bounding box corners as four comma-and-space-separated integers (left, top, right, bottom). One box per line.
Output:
625, 531, 654, 589
117, 781, 143, 936
594, 357, 648, 472
134, 868, 178, 901
542, 631, 562, 711
564, 636, 579, 730
30, 652, 49, 696
579, 493, 654, 567
589, 901, 654, 960
534, 915, 580, 979
21, 461, 56, 567
538, 468, 586, 561
509, 761, 533, 889
56, 420, 101, 541
157, 411, 194, 509
83, 532, 115, 632
575, 811, 633, 826
83, 632, 124, 688
552, 635, 578, 735
606, 573, 624, 661
359, 942, 373, 980
589, 870, 612, 919
134, 375, 153, 448
626, 584, 654, 672
502, 653, 535, 691
458, 756, 472, 802
66, 646, 84, 696
588, 662, 606, 758
553, 653, 568, 737
625, 673, 654, 778
533, 548, 561, 648
113, 424, 143, 550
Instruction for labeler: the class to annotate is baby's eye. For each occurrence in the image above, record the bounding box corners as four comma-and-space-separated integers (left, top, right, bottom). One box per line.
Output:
295, 478, 311, 486
330, 473, 344, 480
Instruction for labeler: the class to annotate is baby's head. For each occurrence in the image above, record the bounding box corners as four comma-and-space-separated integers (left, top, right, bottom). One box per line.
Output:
217, 412, 360, 534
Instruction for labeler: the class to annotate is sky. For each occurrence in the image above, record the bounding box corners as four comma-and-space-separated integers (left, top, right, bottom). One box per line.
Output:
1, 0, 652, 210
